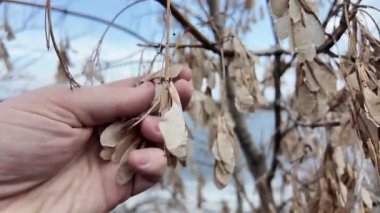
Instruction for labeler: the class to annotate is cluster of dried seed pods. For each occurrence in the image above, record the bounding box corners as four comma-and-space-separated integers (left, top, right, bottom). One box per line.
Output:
98, 64, 188, 185
270, 0, 324, 62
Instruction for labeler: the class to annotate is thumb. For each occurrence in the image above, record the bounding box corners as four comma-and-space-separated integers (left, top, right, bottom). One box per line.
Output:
31, 82, 155, 127
64, 82, 155, 126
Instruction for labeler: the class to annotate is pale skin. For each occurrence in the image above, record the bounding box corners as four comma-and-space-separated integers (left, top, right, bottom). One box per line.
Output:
0, 68, 192, 213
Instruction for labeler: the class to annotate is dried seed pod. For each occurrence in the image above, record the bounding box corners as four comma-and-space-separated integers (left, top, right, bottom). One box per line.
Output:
159, 81, 188, 164
98, 64, 189, 185
211, 114, 236, 189
270, 0, 289, 17
100, 121, 126, 148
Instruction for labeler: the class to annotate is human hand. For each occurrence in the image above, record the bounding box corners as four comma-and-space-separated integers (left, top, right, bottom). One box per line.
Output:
0, 68, 192, 213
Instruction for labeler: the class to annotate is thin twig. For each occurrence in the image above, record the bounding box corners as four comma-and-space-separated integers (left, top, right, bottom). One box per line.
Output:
164, 0, 171, 79
85, 0, 147, 81
45, 0, 80, 88
1, 0, 150, 43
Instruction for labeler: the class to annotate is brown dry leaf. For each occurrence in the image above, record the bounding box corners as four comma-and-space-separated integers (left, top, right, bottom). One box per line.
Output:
282, 131, 305, 161
274, 15, 291, 40
305, 13, 325, 47
296, 83, 318, 115
55, 65, 67, 84
159, 82, 188, 163
303, 61, 337, 96
100, 121, 125, 148
346, 72, 360, 92
0, 41, 12, 72
303, 63, 320, 92
234, 86, 255, 112
271, 0, 324, 62
269, 0, 289, 17
333, 147, 345, 177
224, 30, 264, 112
83, 60, 104, 84
292, 22, 316, 62
363, 87, 380, 124
99, 125, 142, 185
187, 91, 207, 126
117, 164, 135, 185
208, 72, 216, 89
140, 64, 186, 83
361, 188, 373, 209
98, 64, 188, 185
4, 19, 15, 41
357, 112, 380, 171
244, 0, 255, 10
296, 62, 331, 120
99, 123, 143, 185
54, 42, 71, 84
99, 147, 114, 161
188, 90, 217, 127
188, 49, 213, 91
289, 0, 302, 23
308, 145, 352, 212
211, 114, 236, 189
113, 131, 141, 163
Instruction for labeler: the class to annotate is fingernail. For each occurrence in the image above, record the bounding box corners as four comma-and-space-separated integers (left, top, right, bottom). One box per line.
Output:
135, 154, 150, 167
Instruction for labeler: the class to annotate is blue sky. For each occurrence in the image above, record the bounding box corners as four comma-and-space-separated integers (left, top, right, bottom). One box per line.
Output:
0, 0, 379, 99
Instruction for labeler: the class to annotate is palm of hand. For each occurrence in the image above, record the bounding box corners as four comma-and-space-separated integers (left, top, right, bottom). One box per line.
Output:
0, 103, 114, 212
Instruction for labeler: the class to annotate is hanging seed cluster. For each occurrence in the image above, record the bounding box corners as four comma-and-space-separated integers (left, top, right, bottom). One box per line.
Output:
98, 64, 188, 185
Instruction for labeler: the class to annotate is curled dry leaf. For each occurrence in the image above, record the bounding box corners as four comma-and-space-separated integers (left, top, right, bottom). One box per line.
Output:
211, 114, 236, 189
159, 81, 188, 164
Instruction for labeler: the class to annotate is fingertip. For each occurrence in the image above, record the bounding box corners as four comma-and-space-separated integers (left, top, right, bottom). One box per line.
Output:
140, 116, 163, 143
175, 66, 192, 82
174, 80, 193, 109
128, 148, 166, 181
